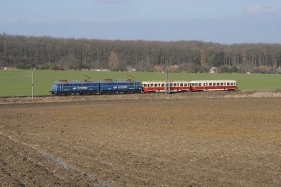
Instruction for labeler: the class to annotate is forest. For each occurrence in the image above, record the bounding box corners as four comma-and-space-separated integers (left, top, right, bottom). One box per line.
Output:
1, 33, 281, 74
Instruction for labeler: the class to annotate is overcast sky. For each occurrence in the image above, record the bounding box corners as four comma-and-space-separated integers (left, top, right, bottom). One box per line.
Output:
0, 0, 280, 44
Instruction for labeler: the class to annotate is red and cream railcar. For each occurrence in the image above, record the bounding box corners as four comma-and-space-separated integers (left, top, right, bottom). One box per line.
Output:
142, 80, 191, 93
190, 80, 237, 92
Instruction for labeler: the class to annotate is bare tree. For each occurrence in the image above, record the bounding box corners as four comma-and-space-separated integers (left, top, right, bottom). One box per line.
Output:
108, 51, 120, 71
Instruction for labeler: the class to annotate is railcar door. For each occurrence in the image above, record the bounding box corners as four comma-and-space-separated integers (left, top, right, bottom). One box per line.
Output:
134, 82, 141, 93
57, 84, 63, 95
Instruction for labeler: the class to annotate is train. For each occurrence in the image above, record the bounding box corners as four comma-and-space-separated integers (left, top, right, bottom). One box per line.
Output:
50, 79, 142, 95
50, 79, 238, 95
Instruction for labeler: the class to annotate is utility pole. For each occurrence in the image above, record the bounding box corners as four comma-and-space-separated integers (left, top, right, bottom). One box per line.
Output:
25, 71, 34, 98
165, 61, 170, 94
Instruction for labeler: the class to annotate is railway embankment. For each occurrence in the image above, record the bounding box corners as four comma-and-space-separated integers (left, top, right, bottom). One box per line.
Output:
1, 90, 281, 104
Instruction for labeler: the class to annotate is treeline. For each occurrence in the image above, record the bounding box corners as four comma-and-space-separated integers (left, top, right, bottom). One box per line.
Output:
1, 33, 281, 73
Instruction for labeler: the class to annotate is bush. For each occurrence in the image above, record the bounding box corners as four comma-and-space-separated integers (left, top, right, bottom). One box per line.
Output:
229, 66, 238, 73
16, 63, 32, 70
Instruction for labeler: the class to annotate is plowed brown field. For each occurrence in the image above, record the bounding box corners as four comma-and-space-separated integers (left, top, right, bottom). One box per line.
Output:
1, 93, 281, 186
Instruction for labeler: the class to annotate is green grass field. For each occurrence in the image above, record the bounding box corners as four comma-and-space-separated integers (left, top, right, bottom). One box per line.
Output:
0, 70, 281, 96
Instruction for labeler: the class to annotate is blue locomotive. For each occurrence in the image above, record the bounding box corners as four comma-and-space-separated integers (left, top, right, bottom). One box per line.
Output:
50, 79, 142, 95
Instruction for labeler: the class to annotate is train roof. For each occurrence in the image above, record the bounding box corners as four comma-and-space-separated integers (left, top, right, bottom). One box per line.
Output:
53, 80, 99, 84
53, 80, 141, 84
100, 80, 141, 83
142, 80, 189, 83
190, 80, 236, 82
53, 80, 94, 84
